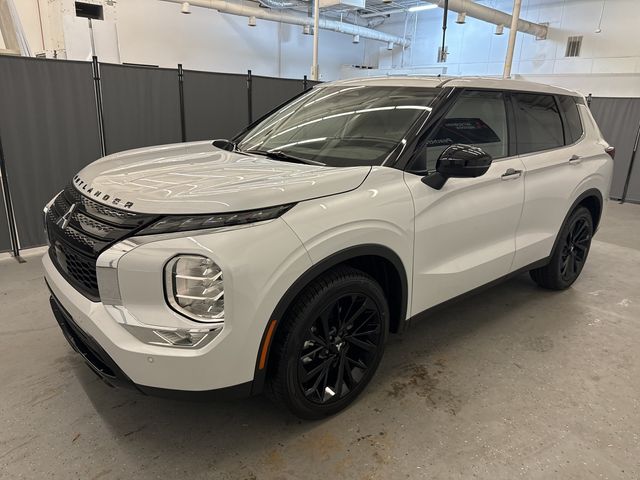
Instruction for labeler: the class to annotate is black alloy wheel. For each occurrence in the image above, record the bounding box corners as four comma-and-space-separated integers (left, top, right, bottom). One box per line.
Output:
530, 206, 594, 290
298, 293, 383, 404
560, 215, 591, 282
267, 266, 389, 419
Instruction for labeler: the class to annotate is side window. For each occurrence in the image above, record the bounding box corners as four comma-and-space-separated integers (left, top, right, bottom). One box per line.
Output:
414, 90, 509, 172
513, 93, 564, 154
557, 95, 584, 144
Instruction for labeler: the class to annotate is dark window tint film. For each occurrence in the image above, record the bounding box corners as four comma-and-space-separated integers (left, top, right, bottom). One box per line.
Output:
412, 90, 508, 172
558, 96, 584, 144
513, 93, 564, 154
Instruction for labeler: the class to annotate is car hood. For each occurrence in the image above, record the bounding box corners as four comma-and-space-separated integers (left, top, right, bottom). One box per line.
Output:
73, 141, 371, 214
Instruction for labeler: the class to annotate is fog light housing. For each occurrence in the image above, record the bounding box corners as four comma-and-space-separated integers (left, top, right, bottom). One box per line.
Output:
122, 323, 221, 348
165, 255, 224, 322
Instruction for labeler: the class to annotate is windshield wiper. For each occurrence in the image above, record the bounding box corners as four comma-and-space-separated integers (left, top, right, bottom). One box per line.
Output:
244, 149, 326, 166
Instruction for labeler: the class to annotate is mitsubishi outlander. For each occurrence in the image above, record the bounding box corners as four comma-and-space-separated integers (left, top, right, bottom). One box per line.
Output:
43, 77, 614, 419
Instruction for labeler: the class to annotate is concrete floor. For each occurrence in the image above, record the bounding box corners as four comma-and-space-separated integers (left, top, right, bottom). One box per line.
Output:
1, 202, 639, 480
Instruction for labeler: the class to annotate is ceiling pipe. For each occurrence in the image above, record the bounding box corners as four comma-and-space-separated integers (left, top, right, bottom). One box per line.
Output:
360, 0, 547, 38
429, 0, 546, 38
256, 0, 305, 9
162, 0, 411, 46
364, 16, 385, 28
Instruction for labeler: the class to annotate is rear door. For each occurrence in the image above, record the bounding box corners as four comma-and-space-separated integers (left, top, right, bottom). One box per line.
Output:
405, 90, 526, 315
510, 93, 592, 271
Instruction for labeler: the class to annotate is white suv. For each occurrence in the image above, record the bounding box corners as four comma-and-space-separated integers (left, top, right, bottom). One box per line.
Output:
43, 77, 613, 419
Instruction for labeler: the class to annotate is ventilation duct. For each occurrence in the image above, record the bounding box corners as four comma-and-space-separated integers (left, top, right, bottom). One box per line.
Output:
257, 0, 305, 9
161, 0, 410, 46
360, 0, 548, 38
428, 0, 547, 38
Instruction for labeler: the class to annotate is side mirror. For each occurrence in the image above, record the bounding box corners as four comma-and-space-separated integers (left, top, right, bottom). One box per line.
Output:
212, 139, 236, 151
422, 144, 493, 190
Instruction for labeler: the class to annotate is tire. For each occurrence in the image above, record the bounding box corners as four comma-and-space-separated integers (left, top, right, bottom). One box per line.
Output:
266, 266, 389, 420
529, 206, 594, 290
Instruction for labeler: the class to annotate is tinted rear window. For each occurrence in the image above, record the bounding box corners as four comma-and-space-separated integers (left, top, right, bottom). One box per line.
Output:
513, 93, 564, 154
558, 95, 584, 144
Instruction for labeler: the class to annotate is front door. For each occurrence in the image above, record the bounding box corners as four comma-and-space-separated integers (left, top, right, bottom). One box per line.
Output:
404, 90, 525, 315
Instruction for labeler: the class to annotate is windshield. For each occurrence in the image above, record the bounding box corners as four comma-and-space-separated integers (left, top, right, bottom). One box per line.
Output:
237, 85, 439, 167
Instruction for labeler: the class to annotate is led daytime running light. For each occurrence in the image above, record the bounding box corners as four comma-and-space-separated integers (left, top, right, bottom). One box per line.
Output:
140, 204, 295, 235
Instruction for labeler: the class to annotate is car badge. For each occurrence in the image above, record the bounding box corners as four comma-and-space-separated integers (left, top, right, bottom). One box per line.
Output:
57, 203, 78, 230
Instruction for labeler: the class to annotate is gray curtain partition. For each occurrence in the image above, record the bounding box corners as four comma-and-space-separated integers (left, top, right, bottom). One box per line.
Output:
183, 70, 248, 141
0, 56, 102, 248
589, 98, 640, 201
252, 76, 306, 120
0, 191, 11, 253
0, 57, 316, 253
100, 64, 182, 154
5, 55, 638, 253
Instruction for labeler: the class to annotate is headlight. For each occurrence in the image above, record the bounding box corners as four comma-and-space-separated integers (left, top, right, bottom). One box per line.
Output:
165, 255, 224, 322
139, 204, 295, 235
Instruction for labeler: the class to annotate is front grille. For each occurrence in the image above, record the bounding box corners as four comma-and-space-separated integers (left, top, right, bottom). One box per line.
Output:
47, 185, 156, 301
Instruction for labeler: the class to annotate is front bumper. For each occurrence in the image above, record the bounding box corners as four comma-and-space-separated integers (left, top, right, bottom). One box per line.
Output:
48, 290, 252, 399
49, 291, 136, 390
43, 216, 313, 396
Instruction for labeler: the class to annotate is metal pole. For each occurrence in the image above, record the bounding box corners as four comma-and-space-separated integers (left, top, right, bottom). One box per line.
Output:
619, 123, 640, 204
440, 0, 449, 63
303, 74, 308, 91
178, 64, 187, 142
311, 0, 320, 80
88, 18, 96, 56
503, 0, 522, 78
0, 133, 22, 262
247, 69, 253, 125
91, 56, 107, 157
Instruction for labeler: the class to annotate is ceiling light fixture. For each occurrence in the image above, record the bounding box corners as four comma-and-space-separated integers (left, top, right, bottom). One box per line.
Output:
387, 41, 394, 50
248, 15, 257, 26
456, 11, 466, 24
181, 2, 191, 14
408, 3, 438, 12
495, 24, 504, 35
353, 34, 360, 43
303, 24, 311, 34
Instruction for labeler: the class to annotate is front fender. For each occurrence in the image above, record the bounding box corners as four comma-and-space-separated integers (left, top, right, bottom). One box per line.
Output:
250, 167, 415, 393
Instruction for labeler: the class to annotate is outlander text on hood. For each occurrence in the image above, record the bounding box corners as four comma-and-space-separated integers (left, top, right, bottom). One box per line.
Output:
43, 77, 613, 419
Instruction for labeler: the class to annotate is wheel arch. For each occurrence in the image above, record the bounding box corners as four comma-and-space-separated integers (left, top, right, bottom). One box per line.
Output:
550, 188, 604, 256
578, 191, 603, 232
251, 244, 409, 395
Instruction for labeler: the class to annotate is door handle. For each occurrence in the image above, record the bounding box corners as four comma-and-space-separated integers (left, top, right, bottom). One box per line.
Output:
501, 168, 522, 180
569, 154, 582, 164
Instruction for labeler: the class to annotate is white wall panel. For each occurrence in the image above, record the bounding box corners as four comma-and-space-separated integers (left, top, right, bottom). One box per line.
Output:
361, 0, 640, 96
14, 0, 364, 80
